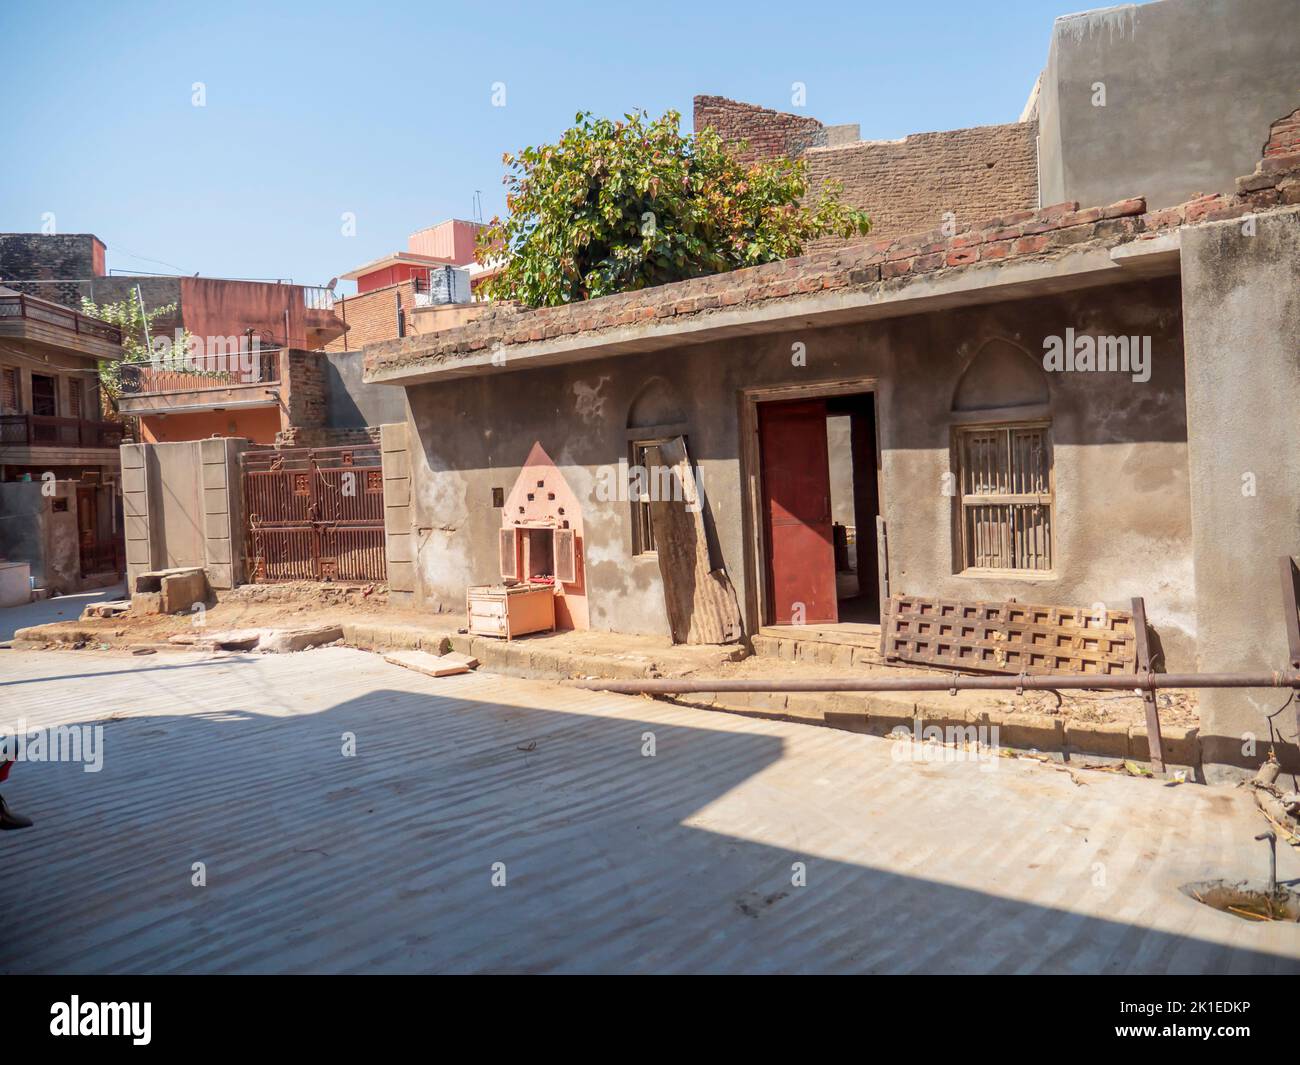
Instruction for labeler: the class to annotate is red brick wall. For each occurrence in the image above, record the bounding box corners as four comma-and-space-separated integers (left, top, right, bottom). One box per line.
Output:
1264, 107, 1300, 159
804, 122, 1040, 249
693, 95, 1039, 247
326, 281, 416, 352
693, 95, 826, 163
281, 348, 327, 433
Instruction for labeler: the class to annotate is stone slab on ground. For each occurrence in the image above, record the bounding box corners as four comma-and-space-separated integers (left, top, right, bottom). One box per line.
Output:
383, 649, 479, 678
168, 629, 266, 651
257, 625, 344, 654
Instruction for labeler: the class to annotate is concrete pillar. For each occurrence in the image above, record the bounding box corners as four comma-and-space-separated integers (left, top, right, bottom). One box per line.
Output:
198, 437, 247, 589
381, 421, 414, 602
1181, 207, 1300, 779
120, 442, 156, 590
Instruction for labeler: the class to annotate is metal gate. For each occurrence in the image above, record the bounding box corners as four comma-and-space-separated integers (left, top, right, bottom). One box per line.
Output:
242, 445, 387, 583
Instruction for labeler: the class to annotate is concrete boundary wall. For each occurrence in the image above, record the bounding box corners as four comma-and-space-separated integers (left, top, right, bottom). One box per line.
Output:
121, 439, 249, 591
1180, 207, 1300, 780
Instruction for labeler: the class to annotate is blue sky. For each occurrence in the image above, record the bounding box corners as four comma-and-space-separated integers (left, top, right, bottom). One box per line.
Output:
0, 0, 1068, 293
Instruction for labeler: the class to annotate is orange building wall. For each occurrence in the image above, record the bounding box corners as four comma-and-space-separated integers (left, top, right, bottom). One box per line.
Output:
357, 263, 429, 295
139, 405, 282, 445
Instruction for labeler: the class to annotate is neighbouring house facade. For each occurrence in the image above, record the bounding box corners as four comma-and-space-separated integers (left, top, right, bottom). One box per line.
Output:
362, 0, 1300, 778
0, 233, 348, 445
0, 284, 126, 591
325, 219, 494, 354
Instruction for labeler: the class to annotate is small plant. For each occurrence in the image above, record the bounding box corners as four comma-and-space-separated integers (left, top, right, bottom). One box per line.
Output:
80, 296, 192, 408
478, 109, 871, 308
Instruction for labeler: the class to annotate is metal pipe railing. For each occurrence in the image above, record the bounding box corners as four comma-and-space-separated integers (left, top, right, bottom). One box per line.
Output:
570, 670, 1300, 696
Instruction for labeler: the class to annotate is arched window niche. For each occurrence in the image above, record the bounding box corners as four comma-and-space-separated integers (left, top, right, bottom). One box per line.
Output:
949, 339, 1055, 576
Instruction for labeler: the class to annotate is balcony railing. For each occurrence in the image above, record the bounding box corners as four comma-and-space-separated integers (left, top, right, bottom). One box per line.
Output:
118, 350, 281, 396
0, 292, 122, 344
0, 414, 125, 449
302, 286, 335, 312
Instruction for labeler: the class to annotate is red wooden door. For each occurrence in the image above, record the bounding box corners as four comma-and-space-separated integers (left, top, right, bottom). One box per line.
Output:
759, 398, 838, 625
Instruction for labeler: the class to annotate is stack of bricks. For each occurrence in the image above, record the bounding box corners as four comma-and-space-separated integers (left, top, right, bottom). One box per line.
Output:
366, 152, 1300, 377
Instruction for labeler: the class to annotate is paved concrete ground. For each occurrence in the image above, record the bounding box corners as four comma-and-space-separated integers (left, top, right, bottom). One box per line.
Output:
0, 585, 124, 641
1, 640, 1298, 974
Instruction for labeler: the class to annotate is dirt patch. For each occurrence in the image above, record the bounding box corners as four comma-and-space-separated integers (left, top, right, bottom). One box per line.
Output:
13, 582, 434, 651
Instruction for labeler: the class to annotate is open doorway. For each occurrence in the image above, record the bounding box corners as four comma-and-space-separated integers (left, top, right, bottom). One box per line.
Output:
826, 392, 880, 624
756, 388, 880, 627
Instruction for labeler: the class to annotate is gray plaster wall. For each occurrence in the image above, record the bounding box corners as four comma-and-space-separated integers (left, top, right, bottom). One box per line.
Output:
400, 276, 1196, 662
1037, 0, 1300, 210
325, 351, 409, 429
1180, 207, 1300, 778
121, 439, 248, 590
0, 480, 80, 594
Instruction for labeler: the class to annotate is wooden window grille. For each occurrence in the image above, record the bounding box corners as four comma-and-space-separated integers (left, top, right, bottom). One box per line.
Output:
955, 423, 1053, 573
1, 367, 18, 413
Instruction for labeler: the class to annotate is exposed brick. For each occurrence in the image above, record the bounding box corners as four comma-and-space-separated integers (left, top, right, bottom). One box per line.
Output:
803, 121, 1039, 250
1012, 235, 1050, 255
880, 258, 915, 279
693, 95, 825, 164
1101, 197, 1147, 219
363, 152, 1300, 381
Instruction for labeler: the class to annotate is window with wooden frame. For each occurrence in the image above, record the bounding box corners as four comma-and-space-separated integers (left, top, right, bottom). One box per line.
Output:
68, 378, 84, 420
629, 439, 666, 555
954, 423, 1053, 573
1, 366, 18, 413
499, 524, 577, 585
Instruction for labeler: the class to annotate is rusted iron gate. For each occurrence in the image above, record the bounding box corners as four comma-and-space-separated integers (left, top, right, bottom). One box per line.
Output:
242, 445, 386, 583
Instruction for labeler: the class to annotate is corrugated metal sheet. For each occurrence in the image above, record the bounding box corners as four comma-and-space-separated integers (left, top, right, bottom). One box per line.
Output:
1, 647, 1297, 974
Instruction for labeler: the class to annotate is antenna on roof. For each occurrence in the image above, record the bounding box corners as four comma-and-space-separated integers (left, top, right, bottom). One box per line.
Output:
473, 190, 484, 222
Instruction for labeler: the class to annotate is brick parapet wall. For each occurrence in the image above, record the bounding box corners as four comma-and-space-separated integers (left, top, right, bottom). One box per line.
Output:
693, 95, 826, 163
0, 234, 106, 309
366, 152, 1300, 376
325, 280, 418, 353
804, 122, 1039, 248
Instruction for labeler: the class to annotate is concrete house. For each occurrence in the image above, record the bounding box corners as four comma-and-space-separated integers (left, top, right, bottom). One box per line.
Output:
361, 0, 1300, 778
0, 283, 125, 593
0, 232, 349, 445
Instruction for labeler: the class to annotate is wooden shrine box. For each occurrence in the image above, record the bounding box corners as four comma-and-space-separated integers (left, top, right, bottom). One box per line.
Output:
466, 582, 556, 640
467, 521, 575, 639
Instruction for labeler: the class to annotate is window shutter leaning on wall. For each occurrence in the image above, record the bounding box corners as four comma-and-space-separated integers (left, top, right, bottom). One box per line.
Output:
499, 527, 518, 580
553, 528, 576, 584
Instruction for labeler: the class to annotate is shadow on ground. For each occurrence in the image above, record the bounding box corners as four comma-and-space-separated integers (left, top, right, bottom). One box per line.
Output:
1, 654, 1297, 975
